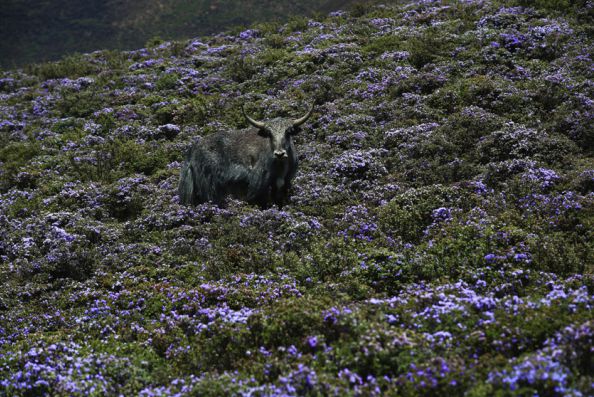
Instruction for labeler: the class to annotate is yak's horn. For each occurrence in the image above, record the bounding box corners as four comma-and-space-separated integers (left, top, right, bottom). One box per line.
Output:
292, 104, 314, 127
242, 106, 266, 129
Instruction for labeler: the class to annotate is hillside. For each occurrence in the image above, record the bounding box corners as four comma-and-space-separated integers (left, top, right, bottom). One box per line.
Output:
0, 0, 358, 68
1, 1, 593, 395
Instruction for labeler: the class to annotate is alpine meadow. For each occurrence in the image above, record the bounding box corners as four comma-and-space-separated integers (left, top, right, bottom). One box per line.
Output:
0, 1, 593, 396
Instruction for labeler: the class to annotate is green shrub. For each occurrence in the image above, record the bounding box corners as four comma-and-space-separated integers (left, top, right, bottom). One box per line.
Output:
95, 112, 117, 135
406, 28, 451, 69
512, 0, 586, 13
350, 2, 376, 18
182, 322, 252, 372
57, 89, 104, 117
145, 36, 164, 48
293, 237, 360, 282
258, 48, 290, 66
253, 21, 281, 36
202, 220, 278, 279
182, 374, 245, 397
378, 185, 465, 243
475, 124, 578, 165
5, 190, 43, 218
342, 245, 411, 294
25, 53, 99, 80
545, 98, 594, 153
117, 140, 173, 175
361, 35, 403, 56
226, 56, 258, 83
156, 73, 180, 91
250, 295, 330, 348
11, 236, 98, 282
441, 107, 505, 149
105, 190, 144, 222
457, 76, 500, 109
0, 141, 41, 192
418, 224, 493, 280
153, 97, 209, 125
286, 15, 311, 32
391, 132, 481, 185
69, 139, 173, 182
528, 232, 593, 275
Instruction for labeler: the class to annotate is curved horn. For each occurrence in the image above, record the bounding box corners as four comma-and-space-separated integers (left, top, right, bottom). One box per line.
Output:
292, 104, 314, 127
242, 105, 266, 129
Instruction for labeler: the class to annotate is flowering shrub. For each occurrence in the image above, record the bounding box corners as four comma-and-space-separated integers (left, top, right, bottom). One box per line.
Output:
0, 1, 593, 396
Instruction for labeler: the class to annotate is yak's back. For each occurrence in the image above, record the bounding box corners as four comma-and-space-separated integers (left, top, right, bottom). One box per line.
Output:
179, 128, 270, 205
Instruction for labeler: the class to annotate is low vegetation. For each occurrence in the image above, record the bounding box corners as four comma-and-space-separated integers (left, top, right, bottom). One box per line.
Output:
0, 1, 593, 395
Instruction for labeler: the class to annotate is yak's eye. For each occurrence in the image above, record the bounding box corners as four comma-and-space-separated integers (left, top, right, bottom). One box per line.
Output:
258, 128, 271, 137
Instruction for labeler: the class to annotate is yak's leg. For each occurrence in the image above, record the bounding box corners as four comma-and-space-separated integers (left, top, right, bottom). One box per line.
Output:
252, 183, 271, 209
281, 179, 292, 205
178, 163, 195, 205
272, 177, 288, 208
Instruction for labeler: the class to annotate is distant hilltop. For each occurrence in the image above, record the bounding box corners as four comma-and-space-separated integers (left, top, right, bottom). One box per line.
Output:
0, 0, 361, 69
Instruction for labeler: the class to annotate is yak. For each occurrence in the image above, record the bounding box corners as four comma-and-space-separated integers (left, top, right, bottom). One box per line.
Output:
178, 104, 314, 208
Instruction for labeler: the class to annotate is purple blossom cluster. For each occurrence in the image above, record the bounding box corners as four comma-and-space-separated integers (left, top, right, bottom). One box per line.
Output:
488, 350, 582, 396
330, 149, 387, 179
0, 341, 130, 395
521, 167, 560, 190
337, 205, 378, 241
368, 275, 593, 334
385, 123, 439, 147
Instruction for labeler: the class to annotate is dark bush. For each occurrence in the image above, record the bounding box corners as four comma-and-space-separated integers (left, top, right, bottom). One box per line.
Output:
57, 90, 105, 117
25, 53, 99, 80
378, 185, 466, 243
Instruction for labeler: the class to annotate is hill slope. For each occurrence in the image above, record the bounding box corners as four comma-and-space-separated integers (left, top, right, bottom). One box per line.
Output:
1, 1, 593, 395
0, 0, 358, 68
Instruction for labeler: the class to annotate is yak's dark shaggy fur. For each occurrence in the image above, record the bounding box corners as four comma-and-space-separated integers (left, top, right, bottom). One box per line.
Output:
179, 107, 313, 207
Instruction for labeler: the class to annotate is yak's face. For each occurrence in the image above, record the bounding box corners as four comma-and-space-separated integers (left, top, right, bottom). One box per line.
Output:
256, 118, 299, 160
242, 104, 313, 160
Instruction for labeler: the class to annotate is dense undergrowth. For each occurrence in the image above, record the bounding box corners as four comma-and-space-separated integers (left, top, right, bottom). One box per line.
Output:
1, 1, 593, 395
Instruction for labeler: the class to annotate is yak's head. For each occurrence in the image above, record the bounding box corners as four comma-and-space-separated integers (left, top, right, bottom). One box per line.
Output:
243, 105, 314, 160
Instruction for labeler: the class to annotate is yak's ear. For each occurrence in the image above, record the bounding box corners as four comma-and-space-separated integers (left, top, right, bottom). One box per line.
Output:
287, 126, 301, 135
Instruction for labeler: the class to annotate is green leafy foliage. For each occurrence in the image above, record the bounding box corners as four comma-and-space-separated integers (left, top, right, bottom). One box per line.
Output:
25, 53, 99, 80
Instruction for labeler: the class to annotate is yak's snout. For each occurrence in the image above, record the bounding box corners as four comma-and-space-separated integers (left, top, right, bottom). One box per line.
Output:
274, 149, 288, 159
